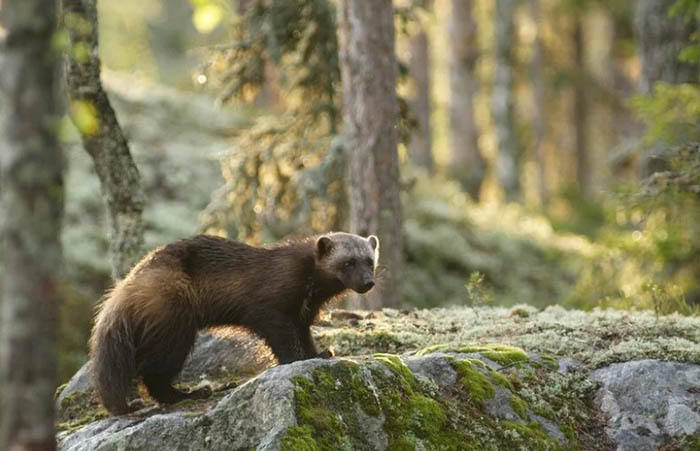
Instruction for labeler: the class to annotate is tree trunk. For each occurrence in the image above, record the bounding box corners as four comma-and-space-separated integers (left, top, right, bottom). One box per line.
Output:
63, 0, 145, 280
338, 0, 403, 309
408, 28, 434, 173
0, 1, 64, 449
573, 18, 591, 196
492, 0, 520, 200
635, 0, 699, 95
529, 0, 548, 206
448, 0, 484, 198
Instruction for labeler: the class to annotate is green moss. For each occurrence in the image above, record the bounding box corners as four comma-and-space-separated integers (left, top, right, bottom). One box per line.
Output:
372, 353, 416, 391
56, 390, 108, 432
54, 383, 69, 400
366, 330, 405, 352
560, 424, 577, 442
416, 343, 450, 356
501, 421, 561, 450
452, 359, 496, 405
454, 344, 530, 366
488, 369, 514, 391
387, 435, 418, 451
286, 360, 472, 451
510, 395, 528, 420
408, 394, 448, 437
417, 343, 529, 367
287, 362, 378, 449
281, 425, 318, 451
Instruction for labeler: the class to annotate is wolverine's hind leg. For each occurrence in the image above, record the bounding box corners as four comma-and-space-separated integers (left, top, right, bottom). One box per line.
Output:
142, 375, 212, 405
139, 321, 211, 406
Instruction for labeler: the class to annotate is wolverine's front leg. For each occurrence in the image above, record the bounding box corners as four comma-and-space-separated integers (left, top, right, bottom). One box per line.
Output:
259, 322, 306, 364
299, 325, 333, 359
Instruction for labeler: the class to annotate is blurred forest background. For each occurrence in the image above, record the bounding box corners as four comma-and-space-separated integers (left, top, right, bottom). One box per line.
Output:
2, 0, 698, 385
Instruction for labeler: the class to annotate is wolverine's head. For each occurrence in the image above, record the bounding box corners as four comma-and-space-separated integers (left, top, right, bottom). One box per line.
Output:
315, 232, 379, 293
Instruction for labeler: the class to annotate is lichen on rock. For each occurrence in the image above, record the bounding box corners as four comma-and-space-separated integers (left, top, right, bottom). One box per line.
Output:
55, 306, 700, 450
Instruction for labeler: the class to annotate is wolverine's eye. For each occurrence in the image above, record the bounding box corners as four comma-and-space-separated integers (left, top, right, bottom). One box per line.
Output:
365, 258, 374, 267
343, 260, 355, 268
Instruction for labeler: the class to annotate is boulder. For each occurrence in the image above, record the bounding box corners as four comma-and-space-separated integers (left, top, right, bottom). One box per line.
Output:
58, 350, 608, 450
56, 306, 700, 450
591, 360, 700, 451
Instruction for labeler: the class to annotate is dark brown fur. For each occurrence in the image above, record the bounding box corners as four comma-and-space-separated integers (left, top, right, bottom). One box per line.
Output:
90, 232, 378, 415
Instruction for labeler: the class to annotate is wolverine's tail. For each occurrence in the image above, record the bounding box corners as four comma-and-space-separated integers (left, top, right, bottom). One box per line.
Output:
89, 296, 137, 416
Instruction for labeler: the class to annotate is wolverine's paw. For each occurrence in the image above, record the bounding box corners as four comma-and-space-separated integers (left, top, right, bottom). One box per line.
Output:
186, 385, 213, 399
127, 398, 147, 412
318, 348, 335, 359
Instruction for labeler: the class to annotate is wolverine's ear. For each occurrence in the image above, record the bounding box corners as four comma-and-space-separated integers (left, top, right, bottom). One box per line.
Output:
367, 235, 379, 251
316, 236, 334, 257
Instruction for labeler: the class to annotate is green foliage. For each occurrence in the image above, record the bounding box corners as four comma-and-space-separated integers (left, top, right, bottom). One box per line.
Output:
671, 0, 700, 64
466, 272, 491, 310
631, 83, 700, 146
200, 0, 342, 242
670, 0, 700, 23
202, 0, 420, 243
402, 169, 588, 308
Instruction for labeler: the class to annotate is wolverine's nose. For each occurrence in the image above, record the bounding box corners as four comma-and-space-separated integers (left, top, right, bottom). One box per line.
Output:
359, 280, 375, 293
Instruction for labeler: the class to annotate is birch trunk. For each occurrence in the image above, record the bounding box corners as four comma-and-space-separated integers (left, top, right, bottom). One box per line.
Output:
63, 0, 145, 280
0, 1, 64, 448
338, 0, 403, 309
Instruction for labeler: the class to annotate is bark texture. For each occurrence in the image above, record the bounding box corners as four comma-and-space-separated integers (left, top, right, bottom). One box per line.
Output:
63, 0, 145, 280
573, 18, 591, 196
338, 0, 403, 309
408, 29, 434, 173
448, 0, 484, 198
0, 1, 64, 449
635, 0, 699, 95
492, 0, 520, 200
529, 0, 548, 205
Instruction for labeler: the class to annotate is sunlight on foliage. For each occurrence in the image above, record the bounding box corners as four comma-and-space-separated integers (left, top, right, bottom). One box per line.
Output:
69, 100, 99, 136
190, 0, 225, 34
631, 83, 700, 145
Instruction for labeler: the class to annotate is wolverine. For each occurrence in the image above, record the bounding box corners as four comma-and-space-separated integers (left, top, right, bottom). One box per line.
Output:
90, 232, 378, 415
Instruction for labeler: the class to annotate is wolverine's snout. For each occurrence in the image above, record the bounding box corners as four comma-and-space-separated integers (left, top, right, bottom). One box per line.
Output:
359, 280, 375, 293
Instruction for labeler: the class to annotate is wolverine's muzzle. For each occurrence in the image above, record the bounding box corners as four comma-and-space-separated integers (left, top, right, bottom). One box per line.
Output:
360, 280, 375, 293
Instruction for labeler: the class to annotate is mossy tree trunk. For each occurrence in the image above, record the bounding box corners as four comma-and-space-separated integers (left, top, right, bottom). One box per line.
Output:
63, 0, 145, 280
492, 0, 520, 201
338, 0, 404, 309
0, 1, 64, 449
448, 0, 484, 198
634, 0, 699, 95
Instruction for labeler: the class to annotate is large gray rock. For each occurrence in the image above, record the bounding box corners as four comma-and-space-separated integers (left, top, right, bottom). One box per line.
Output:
56, 330, 272, 422
591, 359, 700, 451
58, 351, 602, 450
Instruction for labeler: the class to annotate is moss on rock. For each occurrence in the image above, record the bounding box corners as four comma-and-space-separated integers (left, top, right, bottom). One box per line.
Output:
56, 391, 107, 433
418, 343, 529, 367
452, 358, 496, 405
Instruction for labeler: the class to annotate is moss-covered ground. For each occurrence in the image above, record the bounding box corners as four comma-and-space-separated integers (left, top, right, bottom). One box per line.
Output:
315, 305, 700, 369
57, 305, 698, 449
282, 350, 610, 450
